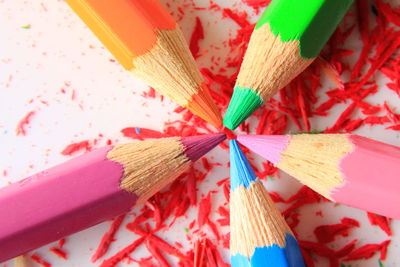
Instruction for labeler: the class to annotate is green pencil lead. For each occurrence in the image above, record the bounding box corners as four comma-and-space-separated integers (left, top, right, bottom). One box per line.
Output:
223, 86, 263, 130
21, 24, 31, 29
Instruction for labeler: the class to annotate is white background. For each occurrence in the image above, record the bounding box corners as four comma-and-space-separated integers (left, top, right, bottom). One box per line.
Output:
1, 0, 399, 266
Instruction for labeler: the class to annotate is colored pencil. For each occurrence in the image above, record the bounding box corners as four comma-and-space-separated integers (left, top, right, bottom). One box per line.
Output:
65, 0, 222, 128
223, 0, 353, 130
230, 140, 305, 267
238, 134, 400, 219
0, 133, 226, 262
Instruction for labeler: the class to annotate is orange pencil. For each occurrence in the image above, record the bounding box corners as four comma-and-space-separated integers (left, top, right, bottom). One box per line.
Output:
65, 0, 222, 128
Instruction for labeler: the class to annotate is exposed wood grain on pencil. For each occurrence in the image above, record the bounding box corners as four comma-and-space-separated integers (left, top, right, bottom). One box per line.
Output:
230, 181, 291, 256
109, 138, 190, 205
236, 24, 313, 101
279, 134, 353, 198
130, 28, 204, 106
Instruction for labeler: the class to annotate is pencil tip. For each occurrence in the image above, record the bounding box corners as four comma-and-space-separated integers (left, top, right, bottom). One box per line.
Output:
223, 86, 263, 130
181, 133, 226, 162
230, 140, 257, 192
237, 135, 290, 165
187, 83, 223, 128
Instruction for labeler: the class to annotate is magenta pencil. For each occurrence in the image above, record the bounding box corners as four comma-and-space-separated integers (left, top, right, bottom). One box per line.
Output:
238, 134, 400, 219
0, 133, 226, 262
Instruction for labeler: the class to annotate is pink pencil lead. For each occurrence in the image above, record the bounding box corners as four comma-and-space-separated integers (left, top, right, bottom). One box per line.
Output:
237, 134, 290, 164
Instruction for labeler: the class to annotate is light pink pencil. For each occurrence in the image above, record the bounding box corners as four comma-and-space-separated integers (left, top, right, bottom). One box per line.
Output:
238, 133, 400, 219
0, 133, 226, 262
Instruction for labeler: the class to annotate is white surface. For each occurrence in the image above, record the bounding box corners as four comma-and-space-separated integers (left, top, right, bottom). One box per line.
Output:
1, 0, 399, 266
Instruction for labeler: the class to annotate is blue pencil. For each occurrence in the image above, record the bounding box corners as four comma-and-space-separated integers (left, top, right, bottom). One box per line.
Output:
229, 140, 305, 267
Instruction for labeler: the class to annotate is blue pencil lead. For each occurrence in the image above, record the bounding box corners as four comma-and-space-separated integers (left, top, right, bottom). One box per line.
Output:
230, 140, 257, 192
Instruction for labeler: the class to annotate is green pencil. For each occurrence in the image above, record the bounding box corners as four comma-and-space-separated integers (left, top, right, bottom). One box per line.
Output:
223, 0, 353, 130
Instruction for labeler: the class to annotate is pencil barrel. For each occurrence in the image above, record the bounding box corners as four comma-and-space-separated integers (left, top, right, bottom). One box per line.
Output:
332, 135, 400, 219
0, 147, 138, 262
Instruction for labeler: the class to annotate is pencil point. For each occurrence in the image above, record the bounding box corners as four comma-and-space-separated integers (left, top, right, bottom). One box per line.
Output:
223, 86, 263, 130
229, 140, 257, 192
187, 83, 223, 128
237, 135, 290, 165
181, 133, 226, 162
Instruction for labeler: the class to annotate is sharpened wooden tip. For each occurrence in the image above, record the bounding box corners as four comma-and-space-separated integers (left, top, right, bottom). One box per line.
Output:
108, 134, 225, 205
239, 134, 353, 199
276, 134, 353, 199
230, 181, 292, 254
130, 28, 222, 127
229, 140, 305, 266
14, 255, 27, 267
229, 140, 292, 253
108, 137, 190, 205
225, 23, 313, 130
